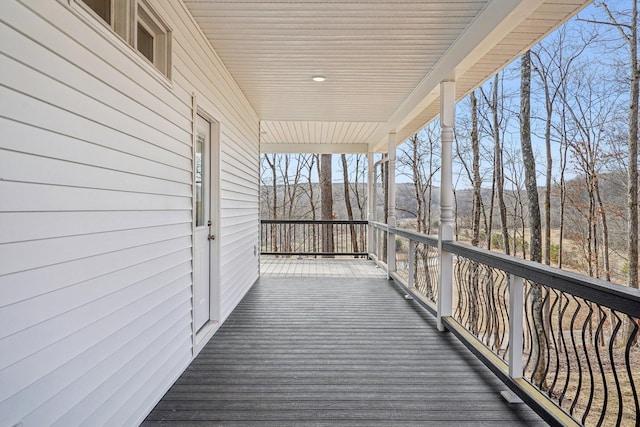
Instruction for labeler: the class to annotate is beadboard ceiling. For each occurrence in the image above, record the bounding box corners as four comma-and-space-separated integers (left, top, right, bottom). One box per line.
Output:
183, 0, 591, 152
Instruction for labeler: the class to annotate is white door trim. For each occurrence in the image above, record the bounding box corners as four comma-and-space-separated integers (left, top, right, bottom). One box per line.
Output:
191, 97, 221, 355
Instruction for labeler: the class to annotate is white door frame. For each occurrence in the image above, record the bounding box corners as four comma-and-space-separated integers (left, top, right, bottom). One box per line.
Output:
191, 100, 221, 353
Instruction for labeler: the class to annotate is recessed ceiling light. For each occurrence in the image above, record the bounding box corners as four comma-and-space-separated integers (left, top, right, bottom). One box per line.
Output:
312, 75, 326, 82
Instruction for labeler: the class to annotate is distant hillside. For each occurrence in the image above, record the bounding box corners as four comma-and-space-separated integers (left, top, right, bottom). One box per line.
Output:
260, 170, 629, 240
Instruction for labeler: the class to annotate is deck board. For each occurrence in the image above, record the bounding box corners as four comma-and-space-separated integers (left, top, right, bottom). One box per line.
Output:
143, 268, 547, 426
259, 256, 387, 278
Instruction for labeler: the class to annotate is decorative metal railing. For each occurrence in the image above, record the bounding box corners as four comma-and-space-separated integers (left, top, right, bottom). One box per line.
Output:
260, 220, 368, 256
389, 226, 440, 310
369, 221, 640, 427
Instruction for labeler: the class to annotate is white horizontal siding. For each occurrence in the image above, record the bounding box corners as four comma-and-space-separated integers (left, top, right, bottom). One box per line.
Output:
0, 5, 192, 134
0, 46, 191, 158
0, 181, 189, 212
0, 0, 259, 426
154, 1, 260, 330
0, 118, 192, 186
0, 210, 191, 244
0, 238, 192, 308
0, 254, 192, 369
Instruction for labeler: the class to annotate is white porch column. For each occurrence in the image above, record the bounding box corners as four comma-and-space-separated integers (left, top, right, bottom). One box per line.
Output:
387, 133, 397, 276
437, 81, 455, 331
367, 152, 375, 256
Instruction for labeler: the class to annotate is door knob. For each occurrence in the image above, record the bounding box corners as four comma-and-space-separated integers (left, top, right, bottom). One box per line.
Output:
208, 234, 216, 241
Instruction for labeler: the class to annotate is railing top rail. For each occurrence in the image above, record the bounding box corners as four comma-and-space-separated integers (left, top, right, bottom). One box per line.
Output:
370, 221, 439, 247
442, 240, 640, 318
369, 221, 387, 229
261, 219, 368, 224
391, 226, 439, 247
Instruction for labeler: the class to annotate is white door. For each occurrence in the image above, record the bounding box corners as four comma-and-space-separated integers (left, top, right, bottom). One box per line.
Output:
194, 114, 212, 332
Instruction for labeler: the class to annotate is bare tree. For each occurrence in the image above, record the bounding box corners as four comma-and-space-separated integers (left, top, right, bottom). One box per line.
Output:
399, 126, 441, 234
553, 50, 578, 270
521, 51, 543, 263
299, 154, 319, 251
350, 154, 368, 221
470, 91, 483, 247
299, 154, 318, 220
320, 154, 334, 255
531, 46, 555, 265
581, 0, 639, 345
480, 74, 510, 254
521, 50, 548, 389
532, 24, 594, 266
562, 58, 622, 279
351, 154, 368, 254
454, 96, 488, 246
341, 154, 359, 253
263, 154, 278, 220
279, 154, 305, 220
263, 153, 279, 252
605, 0, 639, 345
503, 146, 527, 258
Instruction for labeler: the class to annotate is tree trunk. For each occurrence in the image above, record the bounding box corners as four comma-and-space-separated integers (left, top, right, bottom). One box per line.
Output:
410, 135, 424, 234
352, 154, 367, 220
341, 154, 359, 253
351, 154, 367, 251
521, 51, 543, 263
543, 67, 553, 266
521, 51, 547, 389
492, 74, 510, 255
308, 155, 318, 253
558, 101, 570, 269
265, 154, 278, 252
320, 153, 334, 256
626, 0, 640, 344
471, 91, 482, 247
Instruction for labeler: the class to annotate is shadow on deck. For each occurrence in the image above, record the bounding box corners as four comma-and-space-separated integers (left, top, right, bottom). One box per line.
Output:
143, 258, 547, 426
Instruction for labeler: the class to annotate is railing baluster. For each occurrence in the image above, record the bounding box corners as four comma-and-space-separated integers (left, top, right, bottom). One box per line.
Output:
408, 239, 415, 289
509, 275, 524, 379
259, 220, 369, 257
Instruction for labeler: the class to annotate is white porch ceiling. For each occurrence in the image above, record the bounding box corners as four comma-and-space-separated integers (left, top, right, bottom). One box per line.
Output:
183, 0, 591, 153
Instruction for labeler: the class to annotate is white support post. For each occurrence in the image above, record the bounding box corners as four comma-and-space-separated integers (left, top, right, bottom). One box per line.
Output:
437, 81, 455, 332
387, 133, 397, 277
367, 152, 375, 258
501, 274, 525, 404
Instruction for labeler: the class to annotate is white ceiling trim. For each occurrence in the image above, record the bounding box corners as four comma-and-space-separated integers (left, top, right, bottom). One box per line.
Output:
371, 0, 547, 151
261, 143, 369, 154
260, 120, 383, 146
183, 0, 592, 154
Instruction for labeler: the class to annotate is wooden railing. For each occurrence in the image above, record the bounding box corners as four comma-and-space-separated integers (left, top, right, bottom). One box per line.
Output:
370, 221, 640, 427
260, 220, 368, 257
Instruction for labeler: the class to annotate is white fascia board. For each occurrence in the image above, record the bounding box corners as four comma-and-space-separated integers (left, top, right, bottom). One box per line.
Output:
260, 143, 369, 154
370, 0, 547, 152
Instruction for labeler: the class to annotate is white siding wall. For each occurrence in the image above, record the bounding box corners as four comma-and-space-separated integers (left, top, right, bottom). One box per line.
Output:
0, 0, 260, 425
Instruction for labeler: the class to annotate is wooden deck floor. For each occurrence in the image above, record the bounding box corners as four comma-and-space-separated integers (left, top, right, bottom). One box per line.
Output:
260, 256, 387, 278
143, 269, 547, 426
